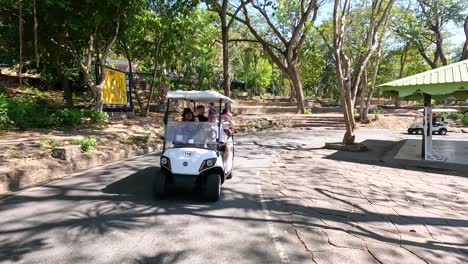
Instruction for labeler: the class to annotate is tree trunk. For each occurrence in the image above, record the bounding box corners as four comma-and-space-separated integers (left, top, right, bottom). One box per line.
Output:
340, 86, 355, 144
288, 65, 305, 114
145, 64, 158, 116
124, 42, 143, 115
18, 0, 23, 88
33, 0, 39, 68
365, 44, 384, 123
435, 28, 447, 66
62, 76, 73, 108
221, 15, 231, 107
359, 69, 368, 122
461, 15, 468, 61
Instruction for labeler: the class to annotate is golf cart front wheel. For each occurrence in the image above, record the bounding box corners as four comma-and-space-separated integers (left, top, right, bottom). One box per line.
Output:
416, 129, 423, 135
205, 174, 221, 201
439, 129, 447, 135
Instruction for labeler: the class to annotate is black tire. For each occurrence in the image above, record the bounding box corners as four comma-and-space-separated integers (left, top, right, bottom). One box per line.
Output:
439, 128, 447, 135
153, 171, 167, 199
408, 129, 414, 134
416, 129, 423, 135
205, 174, 221, 201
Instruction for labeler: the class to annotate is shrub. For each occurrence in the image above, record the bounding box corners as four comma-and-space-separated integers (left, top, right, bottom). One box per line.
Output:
82, 109, 108, 124
53, 108, 84, 127
371, 107, 382, 114
447, 112, 463, 121
6, 97, 52, 129
71, 136, 98, 152
463, 113, 468, 127
0, 108, 13, 130
40, 139, 60, 149
304, 108, 312, 115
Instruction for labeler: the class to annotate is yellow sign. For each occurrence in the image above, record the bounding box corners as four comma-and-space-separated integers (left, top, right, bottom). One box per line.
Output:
102, 68, 128, 105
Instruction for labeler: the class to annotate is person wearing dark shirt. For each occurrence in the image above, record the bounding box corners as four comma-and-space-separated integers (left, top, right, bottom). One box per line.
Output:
195, 105, 209, 122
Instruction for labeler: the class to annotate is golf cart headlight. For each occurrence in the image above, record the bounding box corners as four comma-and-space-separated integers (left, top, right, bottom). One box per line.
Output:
206, 159, 214, 167
199, 158, 217, 171
161, 156, 171, 170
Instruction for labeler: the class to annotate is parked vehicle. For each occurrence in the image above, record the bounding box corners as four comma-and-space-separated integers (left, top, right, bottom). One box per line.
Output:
407, 109, 458, 135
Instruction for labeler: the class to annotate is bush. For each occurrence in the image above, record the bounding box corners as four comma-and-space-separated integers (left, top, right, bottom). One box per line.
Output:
0, 108, 13, 130
53, 108, 84, 127
304, 108, 312, 115
82, 109, 108, 124
463, 113, 468, 127
447, 112, 463, 121
6, 96, 52, 129
371, 107, 382, 114
71, 136, 98, 152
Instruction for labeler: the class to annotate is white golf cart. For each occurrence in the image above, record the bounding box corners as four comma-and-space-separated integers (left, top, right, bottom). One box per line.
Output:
155, 90, 234, 201
407, 108, 458, 135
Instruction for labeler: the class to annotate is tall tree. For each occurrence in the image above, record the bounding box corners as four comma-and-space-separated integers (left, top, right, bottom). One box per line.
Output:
33, 0, 39, 68
333, 0, 395, 144
206, 0, 249, 102
18, 0, 23, 88
461, 15, 468, 61
49, 0, 125, 111
393, 0, 467, 68
235, 0, 321, 113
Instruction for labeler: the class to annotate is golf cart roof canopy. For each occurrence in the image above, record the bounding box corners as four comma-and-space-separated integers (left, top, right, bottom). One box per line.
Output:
417, 108, 458, 113
166, 90, 234, 104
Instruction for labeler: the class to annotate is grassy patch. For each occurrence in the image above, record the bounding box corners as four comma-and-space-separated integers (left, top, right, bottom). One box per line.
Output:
39, 139, 60, 149
71, 136, 98, 152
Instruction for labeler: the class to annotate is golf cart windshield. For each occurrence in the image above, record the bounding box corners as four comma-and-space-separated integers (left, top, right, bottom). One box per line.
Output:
164, 121, 218, 148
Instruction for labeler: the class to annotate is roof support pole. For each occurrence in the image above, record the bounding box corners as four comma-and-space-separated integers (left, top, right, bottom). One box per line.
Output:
422, 93, 432, 160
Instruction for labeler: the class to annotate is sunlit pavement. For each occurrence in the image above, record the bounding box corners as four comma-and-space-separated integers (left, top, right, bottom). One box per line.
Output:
261, 128, 468, 264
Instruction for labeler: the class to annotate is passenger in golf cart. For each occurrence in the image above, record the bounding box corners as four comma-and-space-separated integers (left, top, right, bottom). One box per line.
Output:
155, 90, 235, 201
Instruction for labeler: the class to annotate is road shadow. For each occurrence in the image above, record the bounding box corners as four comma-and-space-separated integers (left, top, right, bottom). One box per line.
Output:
0, 238, 49, 262
324, 139, 468, 178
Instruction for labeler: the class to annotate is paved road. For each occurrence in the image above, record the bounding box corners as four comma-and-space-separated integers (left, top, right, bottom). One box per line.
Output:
0, 128, 466, 263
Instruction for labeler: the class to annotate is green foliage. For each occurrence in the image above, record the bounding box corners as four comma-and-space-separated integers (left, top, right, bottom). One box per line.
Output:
72, 136, 98, 152
53, 108, 108, 127
371, 107, 382, 114
447, 112, 463, 121
40, 139, 60, 149
53, 108, 84, 127
304, 108, 312, 115
0, 108, 13, 130
1, 94, 52, 130
82, 109, 109, 124
353, 108, 359, 116
463, 112, 468, 126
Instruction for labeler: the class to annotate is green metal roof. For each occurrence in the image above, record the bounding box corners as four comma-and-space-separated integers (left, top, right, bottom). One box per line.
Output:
379, 59, 468, 98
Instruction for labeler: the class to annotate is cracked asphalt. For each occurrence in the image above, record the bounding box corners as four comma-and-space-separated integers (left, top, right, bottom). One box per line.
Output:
0, 127, 467, 263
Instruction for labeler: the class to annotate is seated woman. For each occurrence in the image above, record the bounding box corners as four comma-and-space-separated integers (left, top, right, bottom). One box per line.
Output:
181, 108, 195, 122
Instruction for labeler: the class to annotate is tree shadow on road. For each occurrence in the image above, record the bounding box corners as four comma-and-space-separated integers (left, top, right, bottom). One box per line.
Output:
0, 238, 49, 263
1, 144, 467, 263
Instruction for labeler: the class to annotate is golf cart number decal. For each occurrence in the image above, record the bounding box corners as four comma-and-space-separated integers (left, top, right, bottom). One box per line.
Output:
183, 152, 193, 157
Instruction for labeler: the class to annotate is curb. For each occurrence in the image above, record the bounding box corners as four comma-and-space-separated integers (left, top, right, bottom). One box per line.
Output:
0, 143, 163, 195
